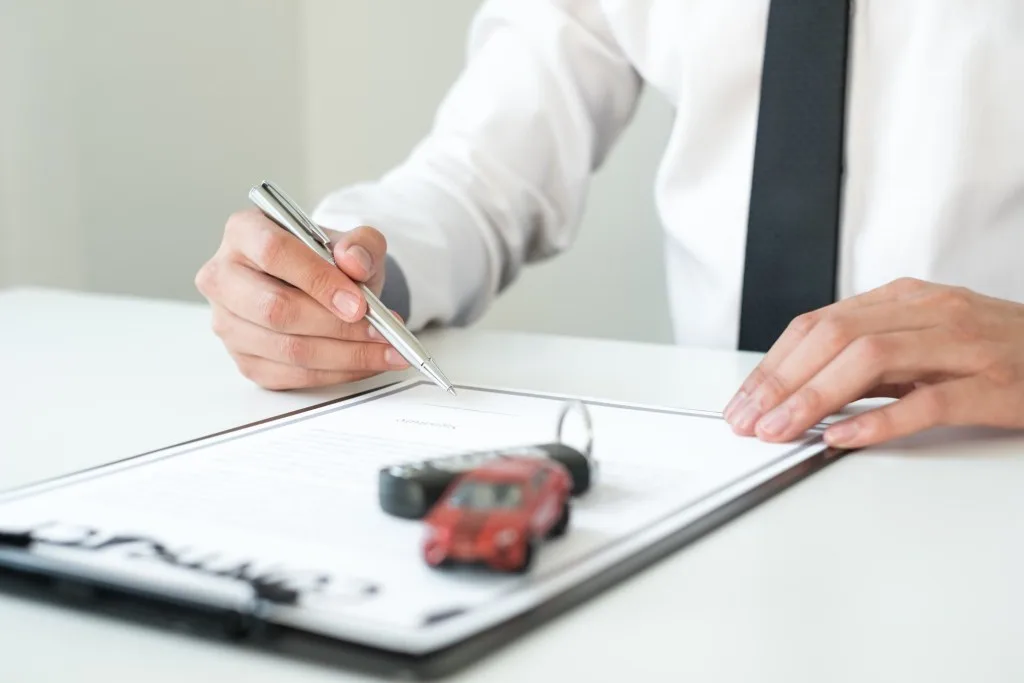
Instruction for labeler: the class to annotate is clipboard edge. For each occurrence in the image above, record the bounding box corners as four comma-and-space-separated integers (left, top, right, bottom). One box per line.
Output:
0, 440, 853, 680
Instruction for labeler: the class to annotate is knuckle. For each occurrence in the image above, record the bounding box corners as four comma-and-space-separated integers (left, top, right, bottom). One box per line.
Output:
194, 261, 216, 296
817, 316, 853, 354
755, 372, 789, 407
277, 334, 314, 367
934, 287, 973, 313
365, 226, 388, 258
210, 310, 231, 340
946, 289, 972, 310
890, 277, 927, 296
794, 386, 826, 416
351, 225, 386, 250
917, 388, 949, 424
787, 312, 819, 339
913, 291, 974, 340
251, 226, 288, 272
986, 363, 1018, 388
255, 290, 295, 331
224, 209, 257, 243
741, 366, 768, 394
234, 355, 261, 383
306, 267, 340, 302
850, 335, 888, 367
970, 344, 998, 371
348, 341, 378, 370
982, 355, 1019, 387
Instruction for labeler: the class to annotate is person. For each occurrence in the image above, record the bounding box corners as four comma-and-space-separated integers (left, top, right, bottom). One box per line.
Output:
194, 1, 1024, 452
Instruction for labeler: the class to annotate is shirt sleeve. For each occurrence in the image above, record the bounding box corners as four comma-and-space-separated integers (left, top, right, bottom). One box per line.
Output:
309, 0, 642, 330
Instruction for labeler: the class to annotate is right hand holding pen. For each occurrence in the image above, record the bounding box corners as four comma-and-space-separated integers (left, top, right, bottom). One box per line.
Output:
194, 208, 409, 390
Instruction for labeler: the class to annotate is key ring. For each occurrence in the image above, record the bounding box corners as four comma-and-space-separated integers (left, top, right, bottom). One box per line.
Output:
555, 400, 595, 463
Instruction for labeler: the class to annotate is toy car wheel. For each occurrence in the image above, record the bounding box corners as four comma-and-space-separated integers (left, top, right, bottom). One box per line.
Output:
547, 501, 570, 538
512, 540, 535, 574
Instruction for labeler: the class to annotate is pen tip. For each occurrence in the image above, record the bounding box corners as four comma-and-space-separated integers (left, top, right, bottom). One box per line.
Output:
420, 358, 455, 396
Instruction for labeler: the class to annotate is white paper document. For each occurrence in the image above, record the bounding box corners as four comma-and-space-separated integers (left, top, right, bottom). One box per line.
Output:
0, 381, 831, 654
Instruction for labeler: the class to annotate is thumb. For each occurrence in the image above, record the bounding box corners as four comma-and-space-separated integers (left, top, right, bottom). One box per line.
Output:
329, 226, 388, 295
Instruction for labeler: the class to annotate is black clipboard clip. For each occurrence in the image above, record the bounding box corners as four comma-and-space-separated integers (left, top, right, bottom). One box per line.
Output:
0, 529, 32, 548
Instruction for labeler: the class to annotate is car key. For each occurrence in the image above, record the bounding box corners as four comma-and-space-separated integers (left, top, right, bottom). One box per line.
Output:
378, 401, 595, 520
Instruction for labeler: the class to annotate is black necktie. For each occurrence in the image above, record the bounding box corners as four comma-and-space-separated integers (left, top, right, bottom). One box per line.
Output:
738, 0, 852, 353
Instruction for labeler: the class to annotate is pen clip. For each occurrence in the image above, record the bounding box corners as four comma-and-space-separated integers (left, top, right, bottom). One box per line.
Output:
248, 181, 333, 256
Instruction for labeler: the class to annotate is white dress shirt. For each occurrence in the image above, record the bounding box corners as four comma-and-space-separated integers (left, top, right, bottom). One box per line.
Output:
310, 0, 1024, 350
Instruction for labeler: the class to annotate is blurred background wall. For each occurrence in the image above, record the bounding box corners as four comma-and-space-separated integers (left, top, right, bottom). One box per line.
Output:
0, 0, 675, 343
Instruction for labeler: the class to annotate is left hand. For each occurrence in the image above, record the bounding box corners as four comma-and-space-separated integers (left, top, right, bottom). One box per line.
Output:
723, 277, 1024, 448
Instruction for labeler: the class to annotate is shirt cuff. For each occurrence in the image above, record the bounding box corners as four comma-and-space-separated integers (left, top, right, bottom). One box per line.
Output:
379, 253, 411, 322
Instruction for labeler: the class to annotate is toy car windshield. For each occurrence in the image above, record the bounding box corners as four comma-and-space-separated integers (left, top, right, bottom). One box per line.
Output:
446, 481, 524, 510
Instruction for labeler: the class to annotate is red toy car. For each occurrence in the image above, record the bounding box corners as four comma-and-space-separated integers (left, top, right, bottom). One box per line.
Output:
421, 456, 573, 573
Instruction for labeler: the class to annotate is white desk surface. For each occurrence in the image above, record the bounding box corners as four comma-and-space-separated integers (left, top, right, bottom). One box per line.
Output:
2, 286, 1023, 683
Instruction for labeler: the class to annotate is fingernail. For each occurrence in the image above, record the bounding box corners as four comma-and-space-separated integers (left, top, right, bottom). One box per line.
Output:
385, 348, 409, 368
757, 404, 791, 437
333, 291, 360, 320
733, 399, 762, 433
367, 324, 382, 340
346, 245, 373, 275
826, 420, 859, 446
724, 391, 746, 421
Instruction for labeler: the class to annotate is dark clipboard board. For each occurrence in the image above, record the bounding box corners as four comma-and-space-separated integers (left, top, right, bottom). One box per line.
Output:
0, 381, 849, 680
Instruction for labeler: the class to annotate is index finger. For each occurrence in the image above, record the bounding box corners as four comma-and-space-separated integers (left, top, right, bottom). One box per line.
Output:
228, 209, 368, 323
725, 277, 929, 419
753, 327, 970, 443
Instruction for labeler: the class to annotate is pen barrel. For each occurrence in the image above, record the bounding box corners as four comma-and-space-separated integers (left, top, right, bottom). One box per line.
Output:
362, 285, 426, 367
247, 180, 450, 388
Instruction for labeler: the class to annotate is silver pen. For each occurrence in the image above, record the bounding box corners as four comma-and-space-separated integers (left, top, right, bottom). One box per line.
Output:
248, 180, 456, 395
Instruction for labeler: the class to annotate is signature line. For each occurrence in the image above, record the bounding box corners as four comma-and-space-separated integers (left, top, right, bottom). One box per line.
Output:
421, 404, 518, 417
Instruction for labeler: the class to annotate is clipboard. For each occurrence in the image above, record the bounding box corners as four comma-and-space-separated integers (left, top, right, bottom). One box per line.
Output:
0, 381, 847, 680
